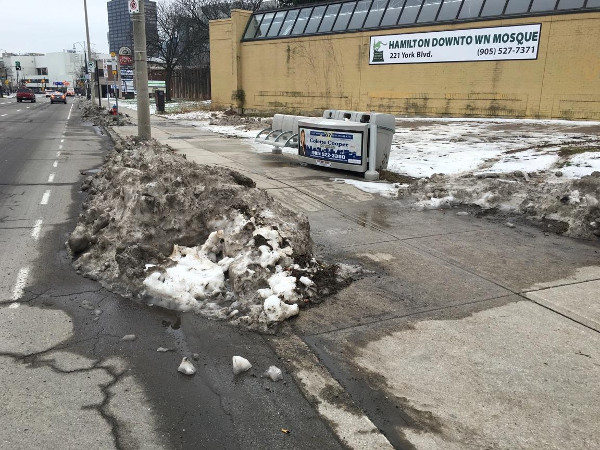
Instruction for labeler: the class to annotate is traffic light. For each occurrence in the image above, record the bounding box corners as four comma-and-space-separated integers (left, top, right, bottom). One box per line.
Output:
15, 61, 21, 70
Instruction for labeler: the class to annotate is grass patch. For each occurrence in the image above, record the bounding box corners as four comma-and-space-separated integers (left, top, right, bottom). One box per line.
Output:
558, 145, 600, 158
379, 170, 418, 184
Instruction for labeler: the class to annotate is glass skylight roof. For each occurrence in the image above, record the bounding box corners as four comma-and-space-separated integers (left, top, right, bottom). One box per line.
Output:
242, 0, 599, 40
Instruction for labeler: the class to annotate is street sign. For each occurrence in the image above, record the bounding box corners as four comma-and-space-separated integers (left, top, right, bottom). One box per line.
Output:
118, 55, 133, 66
54, 82, 64, 86
110, 52, 116, 57
87, 61, 96, 72
128, 0, 139, 13
112, 70, 117, 75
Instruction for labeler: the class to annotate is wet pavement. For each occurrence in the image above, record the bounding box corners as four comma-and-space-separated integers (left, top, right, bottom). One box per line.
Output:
113, 107, 600, 449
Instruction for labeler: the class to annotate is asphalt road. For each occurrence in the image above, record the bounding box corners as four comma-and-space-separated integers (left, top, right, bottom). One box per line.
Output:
0, 96, 343, 449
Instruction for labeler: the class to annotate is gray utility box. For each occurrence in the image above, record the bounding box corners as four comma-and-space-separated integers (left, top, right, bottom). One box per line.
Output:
297, 111, 395, 177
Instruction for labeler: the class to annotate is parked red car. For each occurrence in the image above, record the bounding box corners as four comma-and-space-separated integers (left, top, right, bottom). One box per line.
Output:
17, 88, 36, 103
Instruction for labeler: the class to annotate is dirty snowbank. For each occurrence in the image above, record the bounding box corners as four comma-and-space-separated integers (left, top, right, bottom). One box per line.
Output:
81, 100, 132, 127
406, 170, 600, 239
68, 137, 351, 332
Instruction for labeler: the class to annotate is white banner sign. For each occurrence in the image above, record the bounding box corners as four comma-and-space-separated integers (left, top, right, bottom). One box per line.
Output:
370, 24, 541, 65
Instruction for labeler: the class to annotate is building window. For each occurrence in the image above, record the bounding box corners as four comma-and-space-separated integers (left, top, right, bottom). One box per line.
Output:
36, 68, 48, 75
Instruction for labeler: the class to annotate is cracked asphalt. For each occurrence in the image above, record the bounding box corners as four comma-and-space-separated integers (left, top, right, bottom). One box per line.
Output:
0, 98, 344, 449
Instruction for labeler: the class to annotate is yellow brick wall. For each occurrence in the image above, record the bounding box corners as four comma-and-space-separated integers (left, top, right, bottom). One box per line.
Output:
210, 11, 600, 120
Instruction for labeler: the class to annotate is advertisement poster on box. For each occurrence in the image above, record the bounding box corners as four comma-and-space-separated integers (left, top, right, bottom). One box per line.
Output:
299, 127, 364, 165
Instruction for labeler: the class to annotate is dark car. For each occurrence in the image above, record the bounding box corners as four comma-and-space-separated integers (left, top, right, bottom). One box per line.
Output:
50, 91, 67, 104
17, 88, 36, 103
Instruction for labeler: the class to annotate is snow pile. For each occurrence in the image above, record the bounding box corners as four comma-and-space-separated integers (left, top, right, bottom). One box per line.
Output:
68, 136, 351, 331
406, 171, 600, 239
80, 100, 132, 126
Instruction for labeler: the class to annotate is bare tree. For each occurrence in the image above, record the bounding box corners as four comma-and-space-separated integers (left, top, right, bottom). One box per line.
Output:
148, 1, 200, 101
176, 0, 264, 46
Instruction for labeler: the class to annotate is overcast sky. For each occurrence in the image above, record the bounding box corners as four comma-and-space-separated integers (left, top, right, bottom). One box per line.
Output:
2, 0, 114, 55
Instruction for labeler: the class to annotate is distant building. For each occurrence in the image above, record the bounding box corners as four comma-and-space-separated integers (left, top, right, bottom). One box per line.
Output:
0, 51, 109, 93
107, 0, 158, 55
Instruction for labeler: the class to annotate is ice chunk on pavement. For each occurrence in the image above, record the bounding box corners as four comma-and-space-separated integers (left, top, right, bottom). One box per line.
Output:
232, 356, 252, 375
121, 334, 136, 341
263, 365, 283, 382
263, 295, 299, 323
178, 357, 196, 375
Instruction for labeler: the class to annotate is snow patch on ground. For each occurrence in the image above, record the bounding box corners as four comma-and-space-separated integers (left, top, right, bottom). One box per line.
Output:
332, 178, 407, 199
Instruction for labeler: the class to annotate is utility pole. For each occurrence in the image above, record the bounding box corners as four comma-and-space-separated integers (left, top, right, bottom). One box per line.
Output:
83, 0, 96, 104
132, 0, 151, 139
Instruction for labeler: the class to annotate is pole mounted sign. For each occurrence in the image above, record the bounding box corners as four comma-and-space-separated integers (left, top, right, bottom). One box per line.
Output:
119, 55, 133, 66
128, 0, 139, 14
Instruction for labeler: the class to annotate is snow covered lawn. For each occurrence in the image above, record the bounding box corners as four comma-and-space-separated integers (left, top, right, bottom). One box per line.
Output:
160, 109, 600, 182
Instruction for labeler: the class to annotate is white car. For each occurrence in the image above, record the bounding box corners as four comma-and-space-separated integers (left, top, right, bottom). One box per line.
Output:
45, 90, 55, 98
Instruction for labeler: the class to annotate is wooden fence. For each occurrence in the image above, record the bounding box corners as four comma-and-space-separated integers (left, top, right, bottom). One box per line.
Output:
148, 66, 211, 100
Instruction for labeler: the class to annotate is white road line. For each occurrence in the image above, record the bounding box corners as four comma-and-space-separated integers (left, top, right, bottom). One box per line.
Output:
67, 103, 73, 120
60, 139, 64, 143
16, 109, 21, 112
58, 144, 63, 150
12, 268, 30, 300
52, 160, 58, 168
40, 190, 51, 205
1, 114, 6, 117
56, 151, 61, 157
31, 219, 43, 240
48, 173, 55, 183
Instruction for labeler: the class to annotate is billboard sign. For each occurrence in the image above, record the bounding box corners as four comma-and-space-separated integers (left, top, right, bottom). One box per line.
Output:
298, 127, 364, 165
370, 24, 541, 65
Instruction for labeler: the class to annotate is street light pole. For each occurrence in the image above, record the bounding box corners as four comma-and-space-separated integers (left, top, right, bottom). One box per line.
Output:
83, 0, 96, 104
132, 0, 151, 139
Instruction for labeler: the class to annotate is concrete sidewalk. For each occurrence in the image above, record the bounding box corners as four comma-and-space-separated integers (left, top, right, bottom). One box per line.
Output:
113, 107, 600, 449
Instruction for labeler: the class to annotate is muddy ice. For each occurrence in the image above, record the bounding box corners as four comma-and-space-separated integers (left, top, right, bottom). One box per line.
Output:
68, 137, 349, 332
